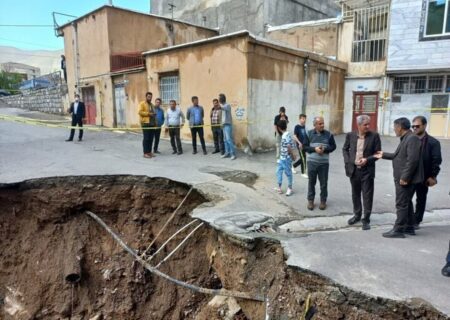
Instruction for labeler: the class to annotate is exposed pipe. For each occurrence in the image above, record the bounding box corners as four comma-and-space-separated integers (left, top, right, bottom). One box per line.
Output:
64, 225, 84, 284
155, 222, 204, 269
302, 58, 310, 115
85, 210, 265, 302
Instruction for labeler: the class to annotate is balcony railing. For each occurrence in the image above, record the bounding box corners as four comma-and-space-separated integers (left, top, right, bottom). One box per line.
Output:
110, 52, 145, 72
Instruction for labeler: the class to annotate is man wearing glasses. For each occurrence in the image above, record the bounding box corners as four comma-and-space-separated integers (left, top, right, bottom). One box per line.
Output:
411, 116, 442, 229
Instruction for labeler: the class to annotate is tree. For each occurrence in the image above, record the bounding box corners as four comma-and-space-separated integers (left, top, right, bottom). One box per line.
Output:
0, 71, 23, 94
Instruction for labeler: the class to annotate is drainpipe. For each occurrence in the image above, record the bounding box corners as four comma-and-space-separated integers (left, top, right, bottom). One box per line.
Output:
301, 58, 310, 115
72, 22, 80, 95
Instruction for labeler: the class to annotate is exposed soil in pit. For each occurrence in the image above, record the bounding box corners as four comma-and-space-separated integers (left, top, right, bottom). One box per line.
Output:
0, 175, 447, 320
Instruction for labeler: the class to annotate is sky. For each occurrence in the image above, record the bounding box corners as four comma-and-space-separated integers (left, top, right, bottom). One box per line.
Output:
0, 0, 151, 51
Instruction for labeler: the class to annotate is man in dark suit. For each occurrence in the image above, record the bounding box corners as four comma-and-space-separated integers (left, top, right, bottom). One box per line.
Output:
411, 116, 442, 228
66, 94, 86, 142
343, 115, 381, 230
375, 117, 423, 238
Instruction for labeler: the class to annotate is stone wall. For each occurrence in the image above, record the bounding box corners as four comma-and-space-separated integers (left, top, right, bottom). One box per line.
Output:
1, 85, 68, 114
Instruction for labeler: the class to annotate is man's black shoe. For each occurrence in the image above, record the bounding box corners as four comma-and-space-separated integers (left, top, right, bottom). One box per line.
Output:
154, 150, 161, 154
66, 139, 73, 142
382, 229, 405, 238
404, 227, 416, 235
442, 263, 450, 277
192, 150, 197, 154
348, 216, 361, 225
172, 151, 177, 154
212, 150, 220, 154
362, 222, 371, 230
203, 150, 208, 155
177, 151, 183, 155
78, 138, 82, 142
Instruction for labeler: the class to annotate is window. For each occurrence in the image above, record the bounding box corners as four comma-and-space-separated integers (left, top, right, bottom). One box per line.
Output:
431, 94, 449, 113
352, 5, 389, 62
428, 75, 444, 92
392, 75, 448, 94
425, 0, 450, 36
317, 70, 328, 90
393, 76, 410, 94
410, 76, 427, 93
159, 74, 179, 105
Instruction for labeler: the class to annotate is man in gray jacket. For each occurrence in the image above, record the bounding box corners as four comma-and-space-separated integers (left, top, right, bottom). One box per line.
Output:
375, 117, 423, 238
186, 96, 207, 155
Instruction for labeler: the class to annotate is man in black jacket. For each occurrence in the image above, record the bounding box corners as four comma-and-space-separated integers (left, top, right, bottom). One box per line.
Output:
66, 94, 86, 142
411, 116, 442, 228
375, 117, 423, 238
343, 115, 381, 230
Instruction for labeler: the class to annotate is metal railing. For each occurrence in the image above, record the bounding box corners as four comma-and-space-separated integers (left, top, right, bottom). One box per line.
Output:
110, 52, 145, 72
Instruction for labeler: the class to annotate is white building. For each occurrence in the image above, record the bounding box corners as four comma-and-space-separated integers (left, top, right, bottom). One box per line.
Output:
0, 62, 41, 80
385, 0, 450, 138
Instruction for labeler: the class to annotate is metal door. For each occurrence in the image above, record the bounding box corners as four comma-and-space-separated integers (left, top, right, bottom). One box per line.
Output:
81, 86, 97, 125
114, 83, 126, 128
352, 92, 378, 131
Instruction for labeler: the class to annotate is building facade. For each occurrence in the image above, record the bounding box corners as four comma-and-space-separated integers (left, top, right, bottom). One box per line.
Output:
143, 32, 346, 151
151, 0, 340, 36
386, 0, 450, 137
57, 5, 217, 127
267, 0, 391, 134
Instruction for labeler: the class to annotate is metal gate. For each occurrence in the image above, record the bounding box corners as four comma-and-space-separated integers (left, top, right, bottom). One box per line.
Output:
352, 92, 378, 131
114, 83, 126, 128
81, 86, 97, 125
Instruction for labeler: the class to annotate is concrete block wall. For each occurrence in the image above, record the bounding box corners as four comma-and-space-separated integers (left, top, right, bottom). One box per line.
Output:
152, 0, 339, 36
1, 85, 68, 114
388, 0, 450, 71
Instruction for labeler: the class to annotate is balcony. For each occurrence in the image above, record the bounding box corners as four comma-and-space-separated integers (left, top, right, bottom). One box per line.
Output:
110, 52, 145, 73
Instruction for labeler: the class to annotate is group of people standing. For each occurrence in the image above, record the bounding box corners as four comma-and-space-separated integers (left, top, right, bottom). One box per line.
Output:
138, 92, 237, 160
273, 109, 442, 239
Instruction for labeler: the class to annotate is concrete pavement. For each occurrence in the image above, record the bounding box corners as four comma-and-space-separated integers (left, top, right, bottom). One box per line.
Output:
1, 105, 449, 315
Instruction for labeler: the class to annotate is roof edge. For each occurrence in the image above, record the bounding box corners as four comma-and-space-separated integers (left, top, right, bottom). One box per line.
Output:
57, 5, 218, 33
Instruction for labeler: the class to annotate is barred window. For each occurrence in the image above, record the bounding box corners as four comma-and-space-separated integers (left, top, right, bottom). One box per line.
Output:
411, 76, 427, 93
393, 75, 447, 94
393, 76, 410, 94
352, 5, 389, 62
428, 75, 444, 92
159, 74, 179, 105
317, 70, 328, 90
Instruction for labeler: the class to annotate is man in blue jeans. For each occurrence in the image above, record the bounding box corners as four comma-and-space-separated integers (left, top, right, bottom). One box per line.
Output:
219, 93, 236, 160
303, 116, 336, 211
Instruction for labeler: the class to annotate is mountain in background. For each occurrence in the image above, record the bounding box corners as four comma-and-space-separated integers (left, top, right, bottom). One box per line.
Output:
0, 46, 63, 75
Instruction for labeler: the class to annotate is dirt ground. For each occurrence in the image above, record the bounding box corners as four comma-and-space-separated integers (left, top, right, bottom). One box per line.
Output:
0, 176, 447, 320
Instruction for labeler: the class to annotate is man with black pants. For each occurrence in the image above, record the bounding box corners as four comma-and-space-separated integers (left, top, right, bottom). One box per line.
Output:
153, 98, 165, 154
138, 92, 156, 158
303, 116, 336, 211
411, 116, 442, 228
66, 94, 85, 142
343, 115, 381, 230
442, 240, 450, 277
293, 114, 309, 178
186, 96, 207, 155
165, 99, 185, 155
210, 98, 224, 154
375, 117, 423, 238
